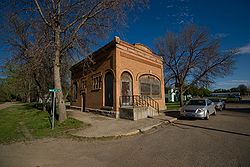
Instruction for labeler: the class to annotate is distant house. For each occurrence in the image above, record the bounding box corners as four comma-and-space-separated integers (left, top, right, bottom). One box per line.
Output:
166, 85, 192, 103
167, 87, 177, 102
70, 37, 166, 120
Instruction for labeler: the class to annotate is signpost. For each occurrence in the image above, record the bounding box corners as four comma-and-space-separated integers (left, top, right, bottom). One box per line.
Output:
49, 88, 61, 129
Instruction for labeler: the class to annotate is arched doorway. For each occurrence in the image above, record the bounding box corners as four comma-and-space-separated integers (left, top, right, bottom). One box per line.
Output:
121, 72, 133, 105
105, 72, 114, 107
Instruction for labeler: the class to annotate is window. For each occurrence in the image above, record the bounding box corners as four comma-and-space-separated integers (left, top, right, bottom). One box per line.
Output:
121, 72, 132, 96
140, 83, 150, 96
92, 73, 102, 90
187, 100, 205, 106
139, 75, 161, 98
81, 79, 86, 89
73, 82, 78, 99
207, 100, 212, 106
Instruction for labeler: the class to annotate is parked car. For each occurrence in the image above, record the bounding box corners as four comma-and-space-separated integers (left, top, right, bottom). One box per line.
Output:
180, 98, 216, 120
209, 98, 225, 111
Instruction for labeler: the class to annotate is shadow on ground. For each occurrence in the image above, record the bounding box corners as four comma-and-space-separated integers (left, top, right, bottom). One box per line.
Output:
164, 110, 179, 118
225, 107, 250, 114
226, 100, 250, 104
174, 122, 250, 137
164, 111, 200, 121
225, 100, 250, 114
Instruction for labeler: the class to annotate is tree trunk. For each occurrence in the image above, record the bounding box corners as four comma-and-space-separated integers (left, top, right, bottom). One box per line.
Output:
54, 27, 67, 122
179, 86, 184, 107
26, 95, 31, 103
42, 102, 46, 111
27, 80, 31, 103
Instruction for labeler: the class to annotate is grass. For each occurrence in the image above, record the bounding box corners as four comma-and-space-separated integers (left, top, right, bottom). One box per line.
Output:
166, 102, 181, 110
0, 104, 88, 144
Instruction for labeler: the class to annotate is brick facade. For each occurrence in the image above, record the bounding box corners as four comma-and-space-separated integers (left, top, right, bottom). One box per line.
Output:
70, 37, 166, 115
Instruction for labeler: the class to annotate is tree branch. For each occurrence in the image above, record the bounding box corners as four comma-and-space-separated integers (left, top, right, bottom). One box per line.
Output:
33, 0, 52, 28
63, 1, 104, 32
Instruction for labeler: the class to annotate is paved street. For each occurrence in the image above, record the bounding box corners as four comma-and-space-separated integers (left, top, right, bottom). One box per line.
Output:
0, 103, 250, 167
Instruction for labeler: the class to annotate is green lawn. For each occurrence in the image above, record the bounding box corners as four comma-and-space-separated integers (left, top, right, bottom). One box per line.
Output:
166, 102, 181, 110
0, 104, 88, 144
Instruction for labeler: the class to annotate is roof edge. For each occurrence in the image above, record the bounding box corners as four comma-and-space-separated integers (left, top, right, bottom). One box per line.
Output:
70, 37, 120, 71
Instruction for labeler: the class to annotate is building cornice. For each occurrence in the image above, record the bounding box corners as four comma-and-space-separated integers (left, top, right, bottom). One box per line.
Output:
70, 36, 163, 71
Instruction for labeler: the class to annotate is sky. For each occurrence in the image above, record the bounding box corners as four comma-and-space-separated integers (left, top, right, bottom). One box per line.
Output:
109, 0, 250, 90
0, 0, 250, 90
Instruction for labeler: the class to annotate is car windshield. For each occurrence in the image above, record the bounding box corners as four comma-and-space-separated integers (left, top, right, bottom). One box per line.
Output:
187, 100, 206, 105
210, 99, 220, 102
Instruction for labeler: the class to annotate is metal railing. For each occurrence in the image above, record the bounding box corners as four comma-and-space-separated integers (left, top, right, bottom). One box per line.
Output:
120, 95, 159, 112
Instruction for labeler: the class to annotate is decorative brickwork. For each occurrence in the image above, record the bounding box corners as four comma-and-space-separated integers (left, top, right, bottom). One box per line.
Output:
70, 37, 166, 117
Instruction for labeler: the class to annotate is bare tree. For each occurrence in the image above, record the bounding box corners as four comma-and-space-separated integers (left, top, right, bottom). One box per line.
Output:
0, 13, 52, 104
155, 25, 238, 106
30, 0, 148, 122
1, 11, 77, 111
1, 0, 147, 121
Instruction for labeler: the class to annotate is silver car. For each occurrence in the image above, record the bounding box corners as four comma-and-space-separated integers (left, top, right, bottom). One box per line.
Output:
209, 98, 225, 111
180, 98, 216, 120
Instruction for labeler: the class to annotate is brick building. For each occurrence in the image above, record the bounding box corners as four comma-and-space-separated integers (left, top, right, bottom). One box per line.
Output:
70, 37, 166, 120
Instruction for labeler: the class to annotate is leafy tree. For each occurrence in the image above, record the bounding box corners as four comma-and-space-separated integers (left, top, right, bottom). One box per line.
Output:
237, 84, 248, 95
185, 86, 211, 97
155, 25, 238, 106
213, 89, 230, 93
230, 87, 239, 92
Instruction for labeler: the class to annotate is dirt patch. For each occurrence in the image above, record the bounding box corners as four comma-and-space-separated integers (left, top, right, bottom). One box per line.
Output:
0, 102, 13, 110
0, 102, 25, 110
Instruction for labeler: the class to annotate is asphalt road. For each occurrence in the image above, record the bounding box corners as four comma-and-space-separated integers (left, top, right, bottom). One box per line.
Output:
0, 103, 250, 167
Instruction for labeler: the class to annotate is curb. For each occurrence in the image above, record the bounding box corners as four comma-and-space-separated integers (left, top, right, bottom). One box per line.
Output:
70, 117, 178, 139
139, 117, 177, 132
117, 117, 177, 137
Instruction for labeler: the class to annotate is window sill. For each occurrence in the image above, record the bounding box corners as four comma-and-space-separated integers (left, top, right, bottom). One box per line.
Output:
91, 88, 101, 92
152, 97, 161, 100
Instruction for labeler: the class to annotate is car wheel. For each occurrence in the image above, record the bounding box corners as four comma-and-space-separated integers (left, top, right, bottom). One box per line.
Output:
205, 112, 210, 120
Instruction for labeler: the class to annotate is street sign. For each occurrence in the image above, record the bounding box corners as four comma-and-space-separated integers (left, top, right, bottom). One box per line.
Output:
49, 88, 61, 92
49, 88, 61, 130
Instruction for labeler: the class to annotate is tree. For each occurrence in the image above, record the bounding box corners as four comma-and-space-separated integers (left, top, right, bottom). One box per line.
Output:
213, 88, 230, 93
237, 84, 248, 95
32, 0, 148, 122
1, 0, 147, 122
155, 25, 238, 106
230, 87, 239, 92
185, 86, 211, 97
0, 12, 73, 110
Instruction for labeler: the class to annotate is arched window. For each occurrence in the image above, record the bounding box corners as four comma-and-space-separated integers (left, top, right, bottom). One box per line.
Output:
121, 72, 132, 96
139, 75, 161, 98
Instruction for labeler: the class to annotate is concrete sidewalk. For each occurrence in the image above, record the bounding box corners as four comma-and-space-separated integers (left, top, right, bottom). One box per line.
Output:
67, 110, 177, 138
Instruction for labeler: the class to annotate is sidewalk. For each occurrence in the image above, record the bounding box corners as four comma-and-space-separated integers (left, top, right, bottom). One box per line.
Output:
67, 109, 177, 138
